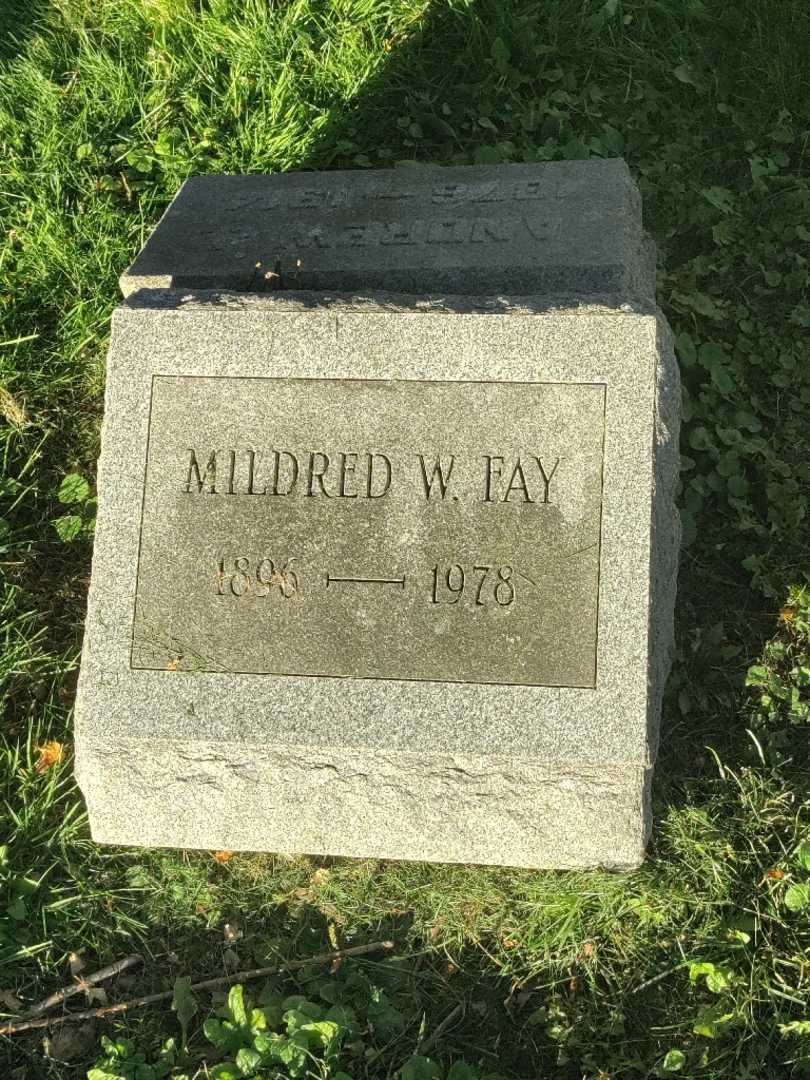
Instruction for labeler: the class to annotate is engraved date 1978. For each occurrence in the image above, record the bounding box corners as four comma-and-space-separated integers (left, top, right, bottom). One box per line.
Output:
430, 563, 517, 607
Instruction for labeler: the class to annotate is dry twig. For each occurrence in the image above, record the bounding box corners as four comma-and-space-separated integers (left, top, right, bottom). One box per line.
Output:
26, 954, 144, 1018
417, 1002, 465, 1055
0, 941, 394, 1037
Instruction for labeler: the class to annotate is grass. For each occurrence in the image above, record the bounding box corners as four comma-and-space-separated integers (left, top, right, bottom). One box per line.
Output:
1, 0, 809, 1075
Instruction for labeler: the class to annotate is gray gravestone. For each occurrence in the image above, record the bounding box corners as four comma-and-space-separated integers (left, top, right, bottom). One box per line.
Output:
75, 160, 679, 869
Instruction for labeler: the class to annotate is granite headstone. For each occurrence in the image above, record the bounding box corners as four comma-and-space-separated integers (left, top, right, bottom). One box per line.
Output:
75, 160, 680, 868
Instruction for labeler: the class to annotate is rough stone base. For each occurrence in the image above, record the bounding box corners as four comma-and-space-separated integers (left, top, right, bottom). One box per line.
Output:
76, 736, 650, 870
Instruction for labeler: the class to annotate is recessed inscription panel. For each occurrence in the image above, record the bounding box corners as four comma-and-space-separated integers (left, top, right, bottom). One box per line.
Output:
132, 377, 605, 687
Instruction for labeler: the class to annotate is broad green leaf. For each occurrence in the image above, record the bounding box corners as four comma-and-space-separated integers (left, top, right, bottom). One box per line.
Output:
283, 1001, 323, 1030
490, 36, 510, 73
11, 875, 39, 895
688, 962, 715, 984
697, 340, 727, 369
661, 1048, 686, 1071
158, 1037, 177, 1060
729, 928, 751, 944
701, 186, 735, 214
368, 992, 405, 1040
172, 976, 198, 1048
693, 1003, 735, 1038
235, 1046, 262, 1076
447, 1064, 478, 1080
58, 473, 90, 504
785, 883, 810, 912
203, 1018, 246, 1055
53, 513, 83, 541
277, 1032, 309, 1073
673, 62, 699, 87
706, 968, 731, 993
125, 147, 153, 172
228, 984, 248, 1027
675, 331, 697, 368
326, 1003, 358, 1028
689, 962, 732, 993
253, 1030, 285, 1056
281, 994, 317, 1013
101, 1035, 134, 1057
249, 1006, 268, 1031
671, 289, 724, 320
210, 1065, 240, 1080
735, 410, 762, 432
688, 426, 713, 452
300, 1019, 340, 1051
746, 665, 770, 685
6, 897, 26, 920
795, 842, 810, 871
260, 1001, 284, 1028
711, 365, 735, 395
400, 1056, 443, 1080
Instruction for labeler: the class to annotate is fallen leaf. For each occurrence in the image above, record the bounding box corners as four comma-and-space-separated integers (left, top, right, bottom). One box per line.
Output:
0, 990, 23, 1013
88, 985, 108, 1005
779, 606, 796, 624
68, 951, 86, 976
0, 387, 27, 427
213, 850, 234, 864
766, 868, 785, 880
311, 867, 330, 886
223, 922, 242, 942
58, 684, 76, 705
43, 1021, 97, 1062
35, 741, 65, 773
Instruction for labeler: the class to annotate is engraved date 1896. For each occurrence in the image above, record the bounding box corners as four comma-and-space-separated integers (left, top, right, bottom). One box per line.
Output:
216, 556, 299, 598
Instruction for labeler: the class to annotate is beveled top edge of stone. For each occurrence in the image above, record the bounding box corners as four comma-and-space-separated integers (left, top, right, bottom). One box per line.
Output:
120, 159, 650, 299
119, 286, 659, 318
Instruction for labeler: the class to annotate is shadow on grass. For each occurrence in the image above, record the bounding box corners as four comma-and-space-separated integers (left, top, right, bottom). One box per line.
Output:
0, 911, 698, 1079
0, 0, 48, 63
287, 0, 803, 800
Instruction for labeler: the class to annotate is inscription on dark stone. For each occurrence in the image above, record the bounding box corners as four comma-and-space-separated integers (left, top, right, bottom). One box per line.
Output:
132, 376, 605, 687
